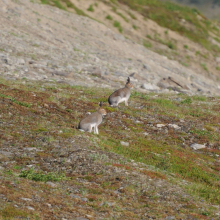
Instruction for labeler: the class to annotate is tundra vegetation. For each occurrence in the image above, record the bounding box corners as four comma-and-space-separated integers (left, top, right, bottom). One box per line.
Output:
0, 78, 220, 218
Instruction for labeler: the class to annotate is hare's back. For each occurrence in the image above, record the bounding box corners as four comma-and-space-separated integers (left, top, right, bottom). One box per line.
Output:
82, 112, 102, 124
111, 88, 128, 98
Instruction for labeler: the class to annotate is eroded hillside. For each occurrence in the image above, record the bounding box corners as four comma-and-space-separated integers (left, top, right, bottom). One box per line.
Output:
32, 0, 220, 86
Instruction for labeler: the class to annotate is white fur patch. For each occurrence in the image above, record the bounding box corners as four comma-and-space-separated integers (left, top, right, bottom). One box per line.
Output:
118, 97, 128, 104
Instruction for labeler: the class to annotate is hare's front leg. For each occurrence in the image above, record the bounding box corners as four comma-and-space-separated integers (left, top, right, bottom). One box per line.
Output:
125, 99, 128, 106
95, 126, 99, 134
88, 125, 92, 133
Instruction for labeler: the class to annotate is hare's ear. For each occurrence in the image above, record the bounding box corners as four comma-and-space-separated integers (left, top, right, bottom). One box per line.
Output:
127, 77, 130, 83
99, 102, 103, 107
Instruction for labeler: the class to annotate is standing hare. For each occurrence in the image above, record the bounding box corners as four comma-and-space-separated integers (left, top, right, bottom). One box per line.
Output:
78, 102, 107, 134
108, 77, 134, 106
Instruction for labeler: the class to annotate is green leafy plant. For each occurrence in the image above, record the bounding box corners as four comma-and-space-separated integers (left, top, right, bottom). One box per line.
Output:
113, 20, 123, 32
19, 168, 69, 182
106, 15, 113, 20
87, 4, 94, 12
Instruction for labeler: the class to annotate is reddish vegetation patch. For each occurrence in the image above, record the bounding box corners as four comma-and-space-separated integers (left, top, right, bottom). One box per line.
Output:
112, 163, 134, 170
141, 170, 167, 180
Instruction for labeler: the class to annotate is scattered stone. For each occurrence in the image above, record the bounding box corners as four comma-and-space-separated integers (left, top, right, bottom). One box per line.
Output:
99, 202, 114, 207
26, 147, 37, 151
21, 198, 32, 202
0, 151, 13, 159
27, 206, 35, 211
215, 57, 220, 63
53, 71, 70, 77
81, 198, 88, 202
156, 124, 166, 128
165, 216, 175, 220
120, 141, 129, 147
46, 182, 57, 188
141, 83, 159, 90
168, 124, 181, 130
46, 203, 52, 208
143, 64, 150, 71
190, 143, 206, 150
70, 194, 81, 199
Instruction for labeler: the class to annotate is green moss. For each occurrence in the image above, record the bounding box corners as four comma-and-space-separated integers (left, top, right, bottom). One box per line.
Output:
143, 40, 152, 48
19, 168, 69, 182
1, 206, 28, 219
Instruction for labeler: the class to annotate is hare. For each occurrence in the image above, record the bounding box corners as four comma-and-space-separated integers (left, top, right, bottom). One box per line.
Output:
78, 102, 107, 134
108, 77, 134, 106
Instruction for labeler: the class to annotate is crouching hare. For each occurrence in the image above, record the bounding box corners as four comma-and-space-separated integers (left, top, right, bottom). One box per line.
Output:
108, 77, 134, 106
78, 102, 107, 134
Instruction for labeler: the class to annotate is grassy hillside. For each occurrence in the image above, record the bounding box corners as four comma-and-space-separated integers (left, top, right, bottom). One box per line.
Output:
118, 0, 220, 52
0, 78, 220, 218
169, 0, 220, 19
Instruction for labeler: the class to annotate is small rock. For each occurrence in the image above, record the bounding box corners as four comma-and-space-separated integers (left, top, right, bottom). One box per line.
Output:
168, 124, 181, 130
21, 198, 32, 202
70, 194, 81, 199
81, 198, 88, 202
190, 143, 206, 150
165, 216, 175, 220
216, 57, 220, 63
46, 203, 52, 208
46, 182, 57, 188
156, 124, 166, 128
0, 166, 4, 171
53, 71, 70, 77
143, 132, 149, 136
26, 147, 37, 151
17, 58, 25, 65
143, 64, 150, 71
120, 141, 129, 147
113, 190, 120, 194
0, 151, 13, 159
27, 206, 35, 211
141, 83, 159, 90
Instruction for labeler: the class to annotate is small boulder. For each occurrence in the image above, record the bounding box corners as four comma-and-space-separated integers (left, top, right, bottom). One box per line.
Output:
190, 143, 206, 150
120, 141, 129, 147
156, 124, 166, 128
46, 182, 57, 188
168, 124, 181, 130
141, 83, 159, 90
216, 57, 220, 63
